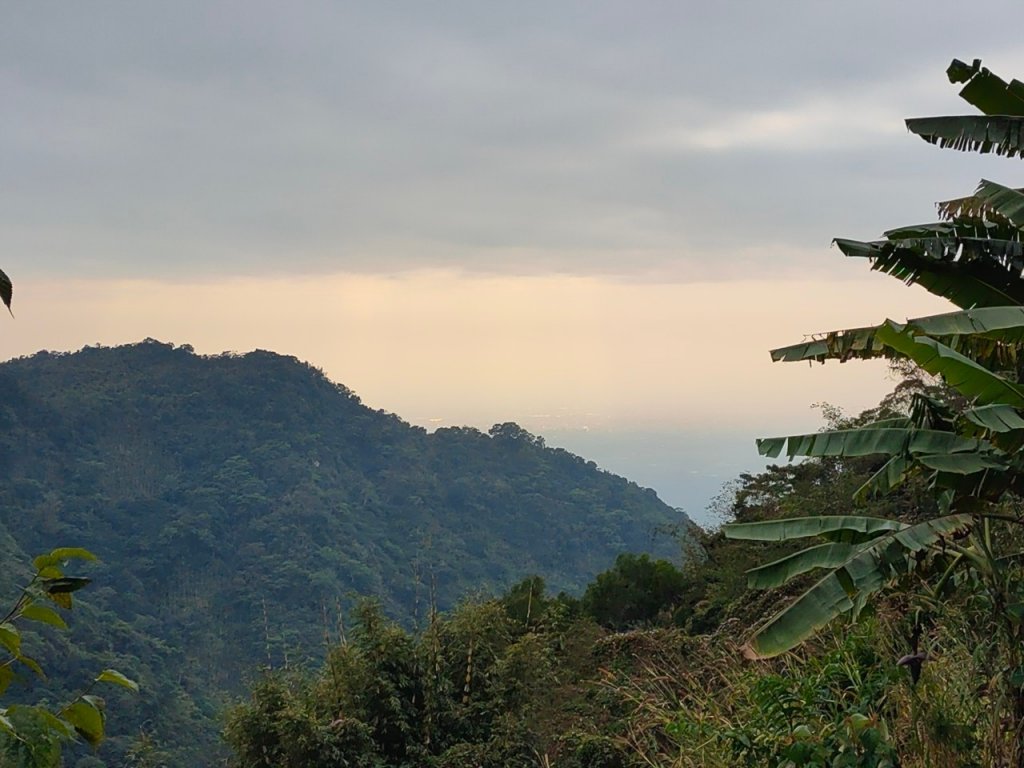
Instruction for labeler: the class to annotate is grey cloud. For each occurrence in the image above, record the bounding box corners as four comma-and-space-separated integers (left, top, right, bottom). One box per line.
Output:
3, 1, 1024, 279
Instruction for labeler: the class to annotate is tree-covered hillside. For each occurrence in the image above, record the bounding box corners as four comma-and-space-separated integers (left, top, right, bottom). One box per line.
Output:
0, 340, 689, 765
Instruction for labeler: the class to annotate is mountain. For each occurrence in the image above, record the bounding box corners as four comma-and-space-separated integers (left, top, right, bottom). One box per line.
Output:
0, 340, 691, 765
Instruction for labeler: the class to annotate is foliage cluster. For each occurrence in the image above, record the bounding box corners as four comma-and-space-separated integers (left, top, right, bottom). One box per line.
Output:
0, 545, 139, 768
224, 587, 621, 768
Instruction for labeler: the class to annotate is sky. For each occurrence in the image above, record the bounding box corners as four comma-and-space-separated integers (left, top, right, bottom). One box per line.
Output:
4, 1, 1024, 522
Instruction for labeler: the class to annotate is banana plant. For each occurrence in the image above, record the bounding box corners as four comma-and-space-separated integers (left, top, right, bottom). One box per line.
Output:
725, 59, 1024, 667
727, 514, 972, 658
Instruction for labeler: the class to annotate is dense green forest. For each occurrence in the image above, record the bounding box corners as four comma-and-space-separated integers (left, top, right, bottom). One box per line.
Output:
0, 340, 689, 765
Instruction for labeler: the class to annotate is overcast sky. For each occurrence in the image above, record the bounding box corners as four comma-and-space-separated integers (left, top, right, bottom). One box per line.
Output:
4, 2, 1023, 518
6, 1, 1024, 279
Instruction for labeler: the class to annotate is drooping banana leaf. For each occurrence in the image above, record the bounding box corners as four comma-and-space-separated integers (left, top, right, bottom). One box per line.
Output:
873, 322, 1024, 407
973, 178, 1024, 228
962, 403, 1024, 433
916, 452, 1008, 473
910, 306, 1024, 339
772, 307, 1024, 367
937, 190, 1020, 223
884, 218, 1024, 242
945, 58, 1024, 116
723, 515, 905, 543
772, 327, 1018, 369
869, 236, 1023, 264
757, 427, 987, 461
742, 514, 974, 659
839, 237, 1024, 277
745, 542, 870, 590
771, 325, 890, 363
906, 115, 1024, 157
899, 308, 1024, 370
836, 237, 1024, 309
960, 405, 1024, 455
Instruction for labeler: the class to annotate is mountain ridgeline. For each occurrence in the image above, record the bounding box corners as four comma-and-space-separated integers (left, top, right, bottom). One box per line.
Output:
0, 340, 690, 763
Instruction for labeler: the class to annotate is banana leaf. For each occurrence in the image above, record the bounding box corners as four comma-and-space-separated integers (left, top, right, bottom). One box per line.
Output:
962, 404, 1024, 433
772, 329, 1019, 369
745, 542, 870, 590
742, 514, 974, 659
916, 452, 1008, 473
840, 236, 1024, 271
836, 237, 1024, 309
973, 178, 1024, 228
906, 115, 1024, 157
757, 427, 986, 460
884, 219, 1023, 242
874, 322, 1024, 407
724, 515, 905, 543
771, 325, 889, 363
911, 307, 1024, 338
772, 307, 1024, 367
937, 190, 1019, 223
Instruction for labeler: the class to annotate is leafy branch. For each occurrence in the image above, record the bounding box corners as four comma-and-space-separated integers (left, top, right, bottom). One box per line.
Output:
0, 548, 137, 750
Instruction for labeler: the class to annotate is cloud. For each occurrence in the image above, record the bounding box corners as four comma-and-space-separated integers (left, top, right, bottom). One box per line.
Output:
4, 1, 1024, 280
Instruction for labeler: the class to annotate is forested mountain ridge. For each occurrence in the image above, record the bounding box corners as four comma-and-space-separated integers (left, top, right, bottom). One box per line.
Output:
0, 340, 690, 764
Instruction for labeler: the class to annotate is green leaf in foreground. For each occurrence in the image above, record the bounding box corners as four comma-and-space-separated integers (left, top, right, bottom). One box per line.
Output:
0, 625, 21, 656
62, 697, 105, 747
0, 268, 10, 316
33, 548, 97, 572
96, 669, 139, 693
21, 604, 68, 630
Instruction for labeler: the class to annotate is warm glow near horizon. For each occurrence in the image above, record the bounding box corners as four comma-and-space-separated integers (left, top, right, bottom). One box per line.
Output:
2, 268, 951, 436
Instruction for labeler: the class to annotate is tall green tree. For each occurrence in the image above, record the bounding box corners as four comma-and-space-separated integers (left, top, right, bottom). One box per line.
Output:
725, 59, 1024, 764
581, 553, 688, 630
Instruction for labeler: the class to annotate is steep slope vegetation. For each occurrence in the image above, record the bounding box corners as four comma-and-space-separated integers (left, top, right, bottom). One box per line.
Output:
0, 340, 688, 765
